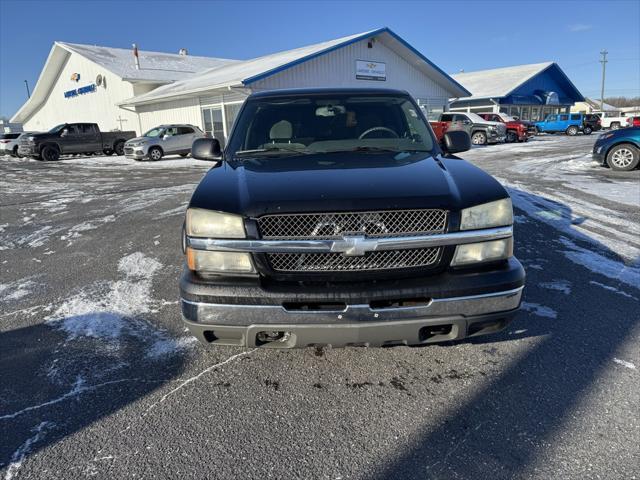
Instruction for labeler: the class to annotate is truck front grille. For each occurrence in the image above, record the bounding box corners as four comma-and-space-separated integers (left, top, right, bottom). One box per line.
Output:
257, 209, 447, 240
267, 248, 441, 272
258, 209, 447, 273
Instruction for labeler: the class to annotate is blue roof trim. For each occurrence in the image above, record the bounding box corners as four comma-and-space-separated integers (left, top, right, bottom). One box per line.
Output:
242, 27, 472, 97
381, 29, 471, 97
503, 63, 584, 102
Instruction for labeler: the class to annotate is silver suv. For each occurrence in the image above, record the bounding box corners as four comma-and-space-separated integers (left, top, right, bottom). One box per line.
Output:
124, 124, 205, 161
440, 112, 506, 145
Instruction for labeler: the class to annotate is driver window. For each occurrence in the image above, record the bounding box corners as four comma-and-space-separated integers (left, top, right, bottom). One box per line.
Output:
164, 127, 178, 137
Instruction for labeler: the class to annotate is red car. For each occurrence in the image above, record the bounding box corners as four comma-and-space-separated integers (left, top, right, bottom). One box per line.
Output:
478, 112, 531, 143
627, 116, 640, 127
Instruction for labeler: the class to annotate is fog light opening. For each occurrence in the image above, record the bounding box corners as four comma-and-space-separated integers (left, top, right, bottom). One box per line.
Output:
419, 324, 453, 341
256, 331, 290, 345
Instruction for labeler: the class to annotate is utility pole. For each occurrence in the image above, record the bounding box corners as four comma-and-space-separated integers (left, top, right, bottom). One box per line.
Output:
24, 80, 30, 98
599, 49, 608, 111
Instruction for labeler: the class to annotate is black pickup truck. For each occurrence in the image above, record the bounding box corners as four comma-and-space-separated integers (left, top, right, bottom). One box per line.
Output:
18, 123, 136, 161
181, 88, 525, 348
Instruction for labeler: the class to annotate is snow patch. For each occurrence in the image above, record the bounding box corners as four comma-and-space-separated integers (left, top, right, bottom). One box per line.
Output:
613, 358, 637, 370
5, 421, 56, 480
0, 279, 38, 303
559, 237, 640, 289
521, 302, 558, 319
46, 252, 193, 358
539, 280, 572, 295
589, 281, 638, 300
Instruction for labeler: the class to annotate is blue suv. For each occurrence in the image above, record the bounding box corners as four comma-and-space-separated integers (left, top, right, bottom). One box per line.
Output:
535, 113, 585, 136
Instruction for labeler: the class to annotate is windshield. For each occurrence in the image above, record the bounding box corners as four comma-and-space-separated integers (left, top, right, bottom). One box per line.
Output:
500, 114, 516, 122
48, 124, 65, 133
226, 94, 435, 159
143, 127, 165, 138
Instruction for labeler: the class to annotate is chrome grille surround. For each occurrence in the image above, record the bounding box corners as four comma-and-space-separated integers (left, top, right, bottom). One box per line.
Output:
267, 247, 441, 272
257, 209, 447, 273
257, 209, 448, 240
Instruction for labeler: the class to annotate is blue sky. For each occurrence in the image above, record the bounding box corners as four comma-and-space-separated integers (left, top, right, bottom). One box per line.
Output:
1, 0, 639, 118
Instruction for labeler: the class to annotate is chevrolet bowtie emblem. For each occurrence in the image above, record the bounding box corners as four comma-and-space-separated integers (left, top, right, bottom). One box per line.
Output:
331, 235, 378, 256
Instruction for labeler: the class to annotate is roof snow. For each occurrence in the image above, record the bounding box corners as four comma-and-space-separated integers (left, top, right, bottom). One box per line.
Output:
119, 30, 378, 105
119, 27, 471, 106
58, 42, 239, 83
451, 62, 554, 100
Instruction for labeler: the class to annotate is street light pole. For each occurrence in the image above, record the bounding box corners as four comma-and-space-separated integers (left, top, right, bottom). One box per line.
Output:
24, 80, 30, 98
599, 50, 608, 111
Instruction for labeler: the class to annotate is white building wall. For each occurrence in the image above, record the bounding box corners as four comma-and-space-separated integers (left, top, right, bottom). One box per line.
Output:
135, 89, 249, 134
250, 38, 451, 108
23, 51, 141, 134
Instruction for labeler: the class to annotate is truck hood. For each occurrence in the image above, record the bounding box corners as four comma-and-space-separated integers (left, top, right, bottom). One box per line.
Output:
189, 152, 508, 218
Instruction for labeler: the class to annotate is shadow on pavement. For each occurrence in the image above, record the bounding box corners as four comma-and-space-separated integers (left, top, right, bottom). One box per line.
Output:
0, 318, 187, 471
373, 188, 639, 478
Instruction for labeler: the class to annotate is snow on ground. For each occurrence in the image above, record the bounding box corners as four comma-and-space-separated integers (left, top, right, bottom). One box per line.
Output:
0, 279, 39, 303
45, 252, 193, 359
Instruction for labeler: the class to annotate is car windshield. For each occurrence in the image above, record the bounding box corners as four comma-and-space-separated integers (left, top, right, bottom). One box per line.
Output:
48, 124, 65, 133
143, 127, 165, 138
500, 114, 516, 122
466, 112, 491, 123
227, 93, 435, 160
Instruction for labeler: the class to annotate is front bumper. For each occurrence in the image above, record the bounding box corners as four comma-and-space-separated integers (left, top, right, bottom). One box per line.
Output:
18, 145, 37, 156
487, 132, 506, 144
124, 144, 149, 159
592, 144, 606, 164
180, 257, 525, 348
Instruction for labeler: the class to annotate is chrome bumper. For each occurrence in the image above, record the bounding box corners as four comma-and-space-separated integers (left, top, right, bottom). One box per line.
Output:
181, 287, 523, 347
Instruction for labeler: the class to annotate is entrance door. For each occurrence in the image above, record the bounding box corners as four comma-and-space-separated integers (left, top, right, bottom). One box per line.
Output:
202, 107, 225, 146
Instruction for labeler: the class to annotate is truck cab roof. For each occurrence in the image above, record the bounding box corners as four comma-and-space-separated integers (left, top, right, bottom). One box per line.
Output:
248, 87, 412, 99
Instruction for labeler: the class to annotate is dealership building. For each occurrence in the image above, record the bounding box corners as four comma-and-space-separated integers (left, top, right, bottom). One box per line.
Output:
12, 28, 470, 141
448, 62, 584, 122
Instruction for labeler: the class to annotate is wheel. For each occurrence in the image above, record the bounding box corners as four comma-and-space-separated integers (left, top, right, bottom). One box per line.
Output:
606, 144, 639, 171
12, 146, 22, 158
506, 131, 518, 143
41, 145, 60, 161
179, 153, 189, 158
114, 141, 125, 156
148, 146, 163, 161
471, 131, 487, 145
610, 122, 621, 130
103, 149, 114, 156
583, 126, 593, 135
566, 126, 578, 136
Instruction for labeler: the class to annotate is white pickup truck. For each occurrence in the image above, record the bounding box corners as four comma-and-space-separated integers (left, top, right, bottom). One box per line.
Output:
595, 111, 632, 130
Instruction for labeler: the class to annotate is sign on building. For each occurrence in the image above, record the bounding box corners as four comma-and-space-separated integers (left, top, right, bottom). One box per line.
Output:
356, 60, 386, 81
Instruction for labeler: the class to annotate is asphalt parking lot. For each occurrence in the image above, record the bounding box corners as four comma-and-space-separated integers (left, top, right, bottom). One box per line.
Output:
1, 135, 639, 479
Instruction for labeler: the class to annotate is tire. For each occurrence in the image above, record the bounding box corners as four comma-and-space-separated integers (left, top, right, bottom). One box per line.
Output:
114, 141, 125, 156
610, 122, 621, 130
566, 126, 578, 136
41, 145, 60, 162
103, 149, 114, 156
506, 131, 518, 143
148, 146, 163, 161
471, 131, 487, 145
13, 146, 22, 158
583, 126, 593, 135
606, 144, 639, 171
179, 152, 189, 158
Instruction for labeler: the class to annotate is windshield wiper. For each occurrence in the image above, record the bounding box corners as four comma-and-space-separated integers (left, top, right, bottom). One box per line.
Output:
234, 146, 312, 157
321, 146, 431, 154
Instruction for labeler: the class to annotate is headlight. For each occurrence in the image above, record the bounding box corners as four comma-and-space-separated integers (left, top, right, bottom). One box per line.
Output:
460, 198, 513, 231
28, 136, 35, 142
451, 238, 513, 266
186, 248, 255, 274
186, 208, 246, 238
600, 133, 614, 140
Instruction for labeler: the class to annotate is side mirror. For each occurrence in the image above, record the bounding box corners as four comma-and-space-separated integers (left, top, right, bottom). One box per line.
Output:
60, 129, 68, 137
442, 130, 471, 155
162, 134, 170, 140
191, 137, 222, 161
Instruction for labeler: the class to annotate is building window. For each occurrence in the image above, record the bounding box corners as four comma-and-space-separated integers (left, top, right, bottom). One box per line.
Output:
510, 106, 521, 118
202, 107, 224, 146
224, 103, 243, 135
520, 106, 530, 121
